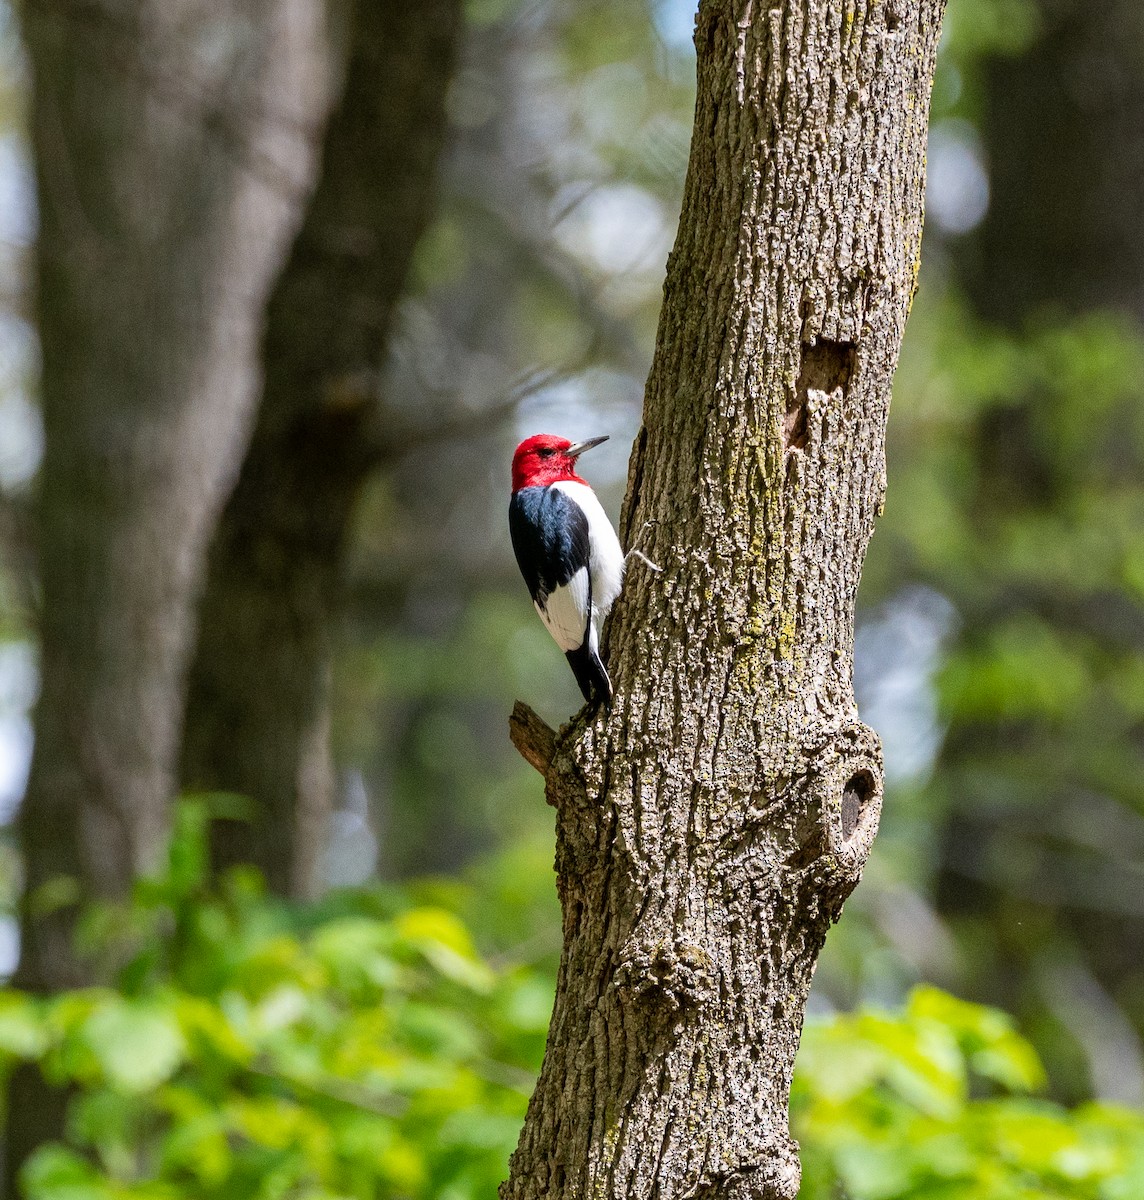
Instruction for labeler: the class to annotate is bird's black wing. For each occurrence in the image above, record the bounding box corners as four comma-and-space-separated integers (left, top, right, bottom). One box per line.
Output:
509, 486, 591, 609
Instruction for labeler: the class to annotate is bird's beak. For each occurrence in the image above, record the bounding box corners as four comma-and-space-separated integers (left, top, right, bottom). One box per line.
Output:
567, 435, 609, 459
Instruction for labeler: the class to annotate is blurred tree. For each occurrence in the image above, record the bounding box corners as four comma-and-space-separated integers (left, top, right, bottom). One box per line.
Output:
8, 0, 339, 1182
966, 0, 1144, 322
502, 1, 943, 1195
915, 0, 1144, 1102
179, 0, 464, 899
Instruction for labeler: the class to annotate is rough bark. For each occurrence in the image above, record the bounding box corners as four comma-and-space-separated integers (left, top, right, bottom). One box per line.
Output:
8, 0, 336, 1184
179, 0, 463, 898
503, 2, 943, 1197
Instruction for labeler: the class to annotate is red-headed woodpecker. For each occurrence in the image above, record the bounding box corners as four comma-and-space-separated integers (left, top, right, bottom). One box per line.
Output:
509, 433, 625, 705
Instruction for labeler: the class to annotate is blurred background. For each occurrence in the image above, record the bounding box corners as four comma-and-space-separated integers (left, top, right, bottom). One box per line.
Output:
1, 0, 1144, 1195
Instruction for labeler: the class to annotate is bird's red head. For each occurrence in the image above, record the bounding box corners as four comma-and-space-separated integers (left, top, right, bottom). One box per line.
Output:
511, 433, 608, 492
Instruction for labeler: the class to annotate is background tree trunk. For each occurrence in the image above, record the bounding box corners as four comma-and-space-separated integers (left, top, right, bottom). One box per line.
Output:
8, 0, 337, 1184
931, 0, 1144, 1098
179, 0, 464, 898
964, 0, 1144, 324
503, 1, 943, 1196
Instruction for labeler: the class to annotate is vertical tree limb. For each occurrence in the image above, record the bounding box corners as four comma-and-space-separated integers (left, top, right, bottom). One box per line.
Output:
503, 1, 944, 1196
179, 0, 464, 897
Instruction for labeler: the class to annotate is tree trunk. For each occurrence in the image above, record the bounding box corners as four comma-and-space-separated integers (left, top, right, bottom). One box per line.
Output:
9, 0, 336, 1184
503, 2, 943, 1197
179, 0, 463, 898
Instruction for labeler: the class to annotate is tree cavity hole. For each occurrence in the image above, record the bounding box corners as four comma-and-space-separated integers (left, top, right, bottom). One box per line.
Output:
840, 770, 874, 841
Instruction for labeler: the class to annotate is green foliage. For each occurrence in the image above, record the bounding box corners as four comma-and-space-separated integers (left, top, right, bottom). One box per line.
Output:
1, 806, 1141, 1199
798, 987, 1144, 1199
5, 804, 548, 1200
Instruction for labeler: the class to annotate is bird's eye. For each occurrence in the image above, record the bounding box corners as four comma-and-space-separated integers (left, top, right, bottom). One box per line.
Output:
537, 447, 555, 457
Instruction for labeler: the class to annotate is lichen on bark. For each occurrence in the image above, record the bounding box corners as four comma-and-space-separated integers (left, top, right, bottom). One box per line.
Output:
503, 1, 945, 1197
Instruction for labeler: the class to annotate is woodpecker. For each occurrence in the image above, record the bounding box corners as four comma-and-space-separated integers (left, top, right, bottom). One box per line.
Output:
509, 433, 625, 705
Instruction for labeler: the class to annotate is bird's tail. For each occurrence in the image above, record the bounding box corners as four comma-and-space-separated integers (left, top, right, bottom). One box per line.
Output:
565, 643, 612, 707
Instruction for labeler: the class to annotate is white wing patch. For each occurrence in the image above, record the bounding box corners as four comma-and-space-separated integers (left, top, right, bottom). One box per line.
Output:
536, 566, 591, 653
551, 480, 625, 619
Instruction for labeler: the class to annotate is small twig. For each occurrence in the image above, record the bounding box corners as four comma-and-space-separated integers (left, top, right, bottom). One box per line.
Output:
509, 701, 557, 776
626, 548, 661, 572
246, 1059, 406, 1118
625, 520, 662, 572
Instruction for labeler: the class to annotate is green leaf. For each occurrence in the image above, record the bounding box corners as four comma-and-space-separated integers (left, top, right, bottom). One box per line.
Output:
158, 1085, 233, 1186
310, 917, 401, 993
174, 994, 253, 1065
395, 908, 495, 992
20, 1145, 110, 1200
81, 998, 186, 1093
498, 974, 555, 1033
834, 1140, 918, 1200
909, 986, 1046, 1093
0, 991, 49, 1058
